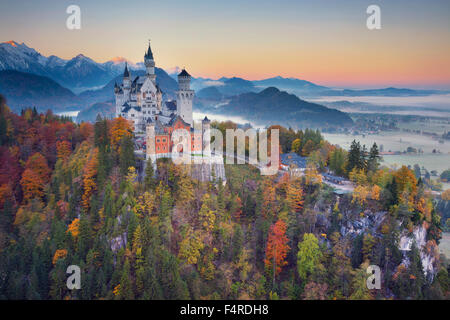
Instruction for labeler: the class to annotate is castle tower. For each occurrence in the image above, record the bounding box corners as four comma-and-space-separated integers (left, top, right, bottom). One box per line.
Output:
123, 63, 131, 94
144, 41, 156, 84
176, 69, 194, 126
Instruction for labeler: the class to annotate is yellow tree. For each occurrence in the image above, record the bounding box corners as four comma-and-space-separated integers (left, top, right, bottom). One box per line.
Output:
135, 191, 156, 218
394, 166, 417, 205
286, 182, 304, 213
199, 194, 216, 232
352, 185, 370, 206
291, 138, 301, 154
176, 168, 195, 206
371, 184, 381, 201
262, 179, 277, 219
82, 148, 99, 212
110, 117, 133, 151
178, 227, 205, 265
305, 163, 322, 186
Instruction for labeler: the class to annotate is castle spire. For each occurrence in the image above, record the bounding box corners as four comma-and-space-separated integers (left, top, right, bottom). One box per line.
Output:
145, 40, 154, 60
123, 62, 130, 78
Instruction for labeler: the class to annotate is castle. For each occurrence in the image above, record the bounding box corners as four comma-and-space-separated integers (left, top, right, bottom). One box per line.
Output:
114, 42, 211, 164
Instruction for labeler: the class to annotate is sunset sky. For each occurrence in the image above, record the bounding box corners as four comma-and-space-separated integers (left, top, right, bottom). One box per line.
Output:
1, 0, 449, 89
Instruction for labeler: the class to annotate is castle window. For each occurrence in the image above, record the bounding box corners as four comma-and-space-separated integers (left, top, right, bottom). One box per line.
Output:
157, 139, 160, 143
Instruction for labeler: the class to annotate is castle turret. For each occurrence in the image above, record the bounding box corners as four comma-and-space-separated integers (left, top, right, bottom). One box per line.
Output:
144, 41, 156, 84
176, 69, 194, 126
123, 63, 131, 91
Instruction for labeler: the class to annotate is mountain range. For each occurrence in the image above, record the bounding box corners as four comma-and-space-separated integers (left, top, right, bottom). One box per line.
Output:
0, 40, 447, 126
0, 41, 142, 92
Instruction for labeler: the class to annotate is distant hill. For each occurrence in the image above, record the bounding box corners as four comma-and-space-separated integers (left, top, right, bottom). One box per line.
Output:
76, 102, 115, 123
195, 77, 257, 100
320, 87, 442, 97
196, 86, 225, 100
209, 87, 353, 128
0, 70, 81, 113
253, 76, 328, 92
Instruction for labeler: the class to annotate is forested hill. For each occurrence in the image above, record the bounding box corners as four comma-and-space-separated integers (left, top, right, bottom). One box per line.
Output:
0, 70, 82, 113
209, 87, 353, 128
0, 96, 448, 300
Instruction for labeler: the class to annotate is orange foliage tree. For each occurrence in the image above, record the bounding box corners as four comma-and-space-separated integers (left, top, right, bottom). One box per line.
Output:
20, 168, 45, 202
110, 117, 133, 151
394, 166, 417, 202
265, 219, 290, 277
56, 140, 72, 162
67, 218, 80, 238
82, 148, 99, 212
286, 182, 304, 213
25, 152, 50, 183
79, 122, 94, 141
52, 249, 68, 265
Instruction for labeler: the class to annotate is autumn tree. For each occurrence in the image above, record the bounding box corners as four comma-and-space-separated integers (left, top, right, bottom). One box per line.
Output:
301, 140, 315, 157
79, 122, 94, 141
198, 194, 215, 232
265, 219, 290, 285
20, 169, 45, 202
110, 117, 133, 152
286, 182, 304, 213
261, 179, 277, 219
56, 140, 72, 162
352, 185, 370, 207
67, 218, 80, 239
394, 166, 418, 205
304, 163, 322, 186
82, 148, 99, 212
25, 152, 51, 183
291, 138, 301, 154
178, 227, 204, 265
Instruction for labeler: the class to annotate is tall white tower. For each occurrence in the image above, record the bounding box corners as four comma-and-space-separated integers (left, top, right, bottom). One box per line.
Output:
176, 69, 194, 126
144, 41, 156, 85
123, 63, 131, 94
